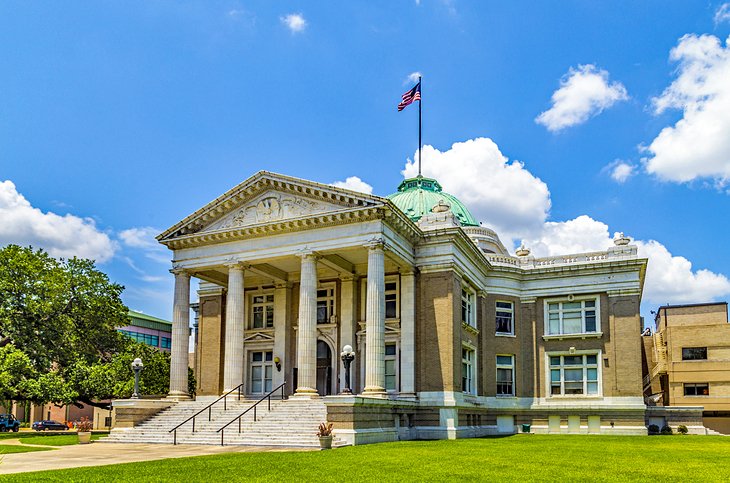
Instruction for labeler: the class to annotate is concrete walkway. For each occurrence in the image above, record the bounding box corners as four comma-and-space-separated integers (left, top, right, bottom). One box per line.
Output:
0, 440, 313, 475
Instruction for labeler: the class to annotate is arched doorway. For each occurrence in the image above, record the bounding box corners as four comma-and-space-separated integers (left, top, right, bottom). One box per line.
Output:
316, 340, 333, 395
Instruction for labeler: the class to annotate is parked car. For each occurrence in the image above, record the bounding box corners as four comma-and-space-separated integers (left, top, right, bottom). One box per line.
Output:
32, 420, 68, 431
0, 414, 20, 432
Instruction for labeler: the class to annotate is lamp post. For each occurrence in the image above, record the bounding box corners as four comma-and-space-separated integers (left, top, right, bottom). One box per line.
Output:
131, 358, 144, 399
340, 345, 355, 395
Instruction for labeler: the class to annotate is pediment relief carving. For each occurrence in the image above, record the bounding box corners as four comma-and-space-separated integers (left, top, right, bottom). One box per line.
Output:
243, 331, 275, 342
203, 190, 343, 232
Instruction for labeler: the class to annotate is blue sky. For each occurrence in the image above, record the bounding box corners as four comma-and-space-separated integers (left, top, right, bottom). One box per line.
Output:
2, 1, 730, 325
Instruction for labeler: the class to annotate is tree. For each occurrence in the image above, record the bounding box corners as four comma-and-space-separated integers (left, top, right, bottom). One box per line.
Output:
0, 245, 193, 409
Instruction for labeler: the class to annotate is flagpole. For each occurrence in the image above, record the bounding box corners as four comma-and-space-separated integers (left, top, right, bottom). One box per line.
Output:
418, 76, 422, 177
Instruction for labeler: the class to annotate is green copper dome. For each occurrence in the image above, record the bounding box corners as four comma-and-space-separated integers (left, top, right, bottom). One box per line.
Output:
387, 176, 479, 226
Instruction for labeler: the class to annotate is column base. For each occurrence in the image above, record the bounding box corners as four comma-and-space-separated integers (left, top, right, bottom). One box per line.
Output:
292, 387, 320, 398
362, 387, 388, 398
166, 392, 192, 401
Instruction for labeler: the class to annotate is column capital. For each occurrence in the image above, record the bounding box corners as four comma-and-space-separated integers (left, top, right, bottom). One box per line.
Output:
339, 274, 360, 283
224, 258, 246, 270
170, 266, 191, 277
399, 268, 416, 277
364, 237, 386, 251
275, 281, 293, 289
296, 248, 319, 261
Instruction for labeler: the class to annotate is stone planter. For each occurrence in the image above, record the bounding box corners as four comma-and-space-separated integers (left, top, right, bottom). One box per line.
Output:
78, 431, 92, 444
318, 435, 333, 450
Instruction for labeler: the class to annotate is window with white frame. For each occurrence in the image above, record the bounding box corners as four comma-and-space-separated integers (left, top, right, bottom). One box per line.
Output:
461, 287, 476, 328
250, 293, 274, 329
384, 343, 398, 391
316, 285, 335, 324
385, 281, 398, 319
549, 353, 600, 396
496, 355, 515, 396
462, 346, 476, 394
496, 301, 514, 335
546, 298, 599, 335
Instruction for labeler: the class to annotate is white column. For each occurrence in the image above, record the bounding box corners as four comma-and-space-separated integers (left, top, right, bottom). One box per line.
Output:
363, 238, 386, 396
295, 251, 318, 396
339, 276, 358, 393
169, 269, 191, 399
223, 264, 245, 393
400, 270, 416, 397
272, 282, 291, 390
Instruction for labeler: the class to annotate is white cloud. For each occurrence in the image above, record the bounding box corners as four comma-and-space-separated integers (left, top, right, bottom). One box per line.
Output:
522, 216, 730, 306
0, 180, 115, 262
536, 64, 628, 132
604, 160, 637, 183
330, 176, 374, 194
715, 3, 730, 24
119, 226, 169, 264
644, 34, 730, 187
281, 13, 307, 33
406, 72, 422, 85
402, 138, 551, 243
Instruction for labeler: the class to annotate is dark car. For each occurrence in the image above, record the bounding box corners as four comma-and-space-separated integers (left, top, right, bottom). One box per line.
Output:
0, 414, 20, 432
32, 420, 68, 431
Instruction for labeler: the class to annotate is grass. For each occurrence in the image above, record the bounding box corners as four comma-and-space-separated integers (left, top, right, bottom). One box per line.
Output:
0, 444, 53, 455
19, 435, 80, 446
1, 435, 730, 482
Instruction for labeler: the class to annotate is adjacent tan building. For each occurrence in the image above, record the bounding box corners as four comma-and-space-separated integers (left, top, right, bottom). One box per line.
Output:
642, 302, 730, 434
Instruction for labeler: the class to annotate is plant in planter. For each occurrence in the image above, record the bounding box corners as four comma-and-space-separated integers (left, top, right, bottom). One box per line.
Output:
317, 422, 334, 450
76, 417, 93, 444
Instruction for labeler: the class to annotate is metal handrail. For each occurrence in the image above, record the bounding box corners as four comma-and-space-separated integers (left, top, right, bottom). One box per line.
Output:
169, 383, 244, 445
217, 381, 287, 446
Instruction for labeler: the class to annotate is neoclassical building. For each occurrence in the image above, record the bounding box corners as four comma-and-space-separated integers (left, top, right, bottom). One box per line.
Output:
155, 171, 648, 443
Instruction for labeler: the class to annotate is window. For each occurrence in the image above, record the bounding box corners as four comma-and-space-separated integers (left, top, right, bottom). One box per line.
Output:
684, 383, 709, 396
160, 337, 171, 350
461, 287, 476, 328
682, 347, 707, 361
251, 294, 274, 329
549, 354, 600, 396
385, 282, 398, 319
496, 355, 515, 396
462, 346, 476, 394
250, 351, 273, 394
119, 330, 159, 347
496, 301, 514, 335
384, 343, 398, 391
316, 285, 335, 324
546, 298, 599, 335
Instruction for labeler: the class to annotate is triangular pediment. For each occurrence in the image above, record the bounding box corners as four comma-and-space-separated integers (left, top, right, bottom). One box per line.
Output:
158, 171, 386, 242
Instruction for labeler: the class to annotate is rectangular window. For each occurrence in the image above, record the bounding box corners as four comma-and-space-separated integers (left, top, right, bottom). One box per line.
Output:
384, 343, 397, 391
496, 355, 515, 396
385, 282, 398, 319
461, 287, 476, 328
682, 347, 707, 361
546, 298, 599, 335
462, 346, 475, 394
251, 294, 275, 329
684, 383, 709, 396
119, 330, 159, 347
250, 350, 273, 394
316, 286, 335, 324
160, 337, 171, 350
549, 353, 600, 396
496, 301, 514, 335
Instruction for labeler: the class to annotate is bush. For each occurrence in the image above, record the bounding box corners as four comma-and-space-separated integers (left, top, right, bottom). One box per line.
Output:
660, 425, 673, 435
648, 424, 660, 435
677, 425, 688, 435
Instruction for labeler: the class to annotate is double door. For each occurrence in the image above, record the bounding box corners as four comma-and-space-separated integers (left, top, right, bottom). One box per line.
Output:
249, 350, 273, 395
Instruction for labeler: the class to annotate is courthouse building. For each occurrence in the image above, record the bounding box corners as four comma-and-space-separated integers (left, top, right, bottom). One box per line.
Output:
147, 170, 648, 444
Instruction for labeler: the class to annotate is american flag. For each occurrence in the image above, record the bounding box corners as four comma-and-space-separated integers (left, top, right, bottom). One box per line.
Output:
397, 82, 421, 111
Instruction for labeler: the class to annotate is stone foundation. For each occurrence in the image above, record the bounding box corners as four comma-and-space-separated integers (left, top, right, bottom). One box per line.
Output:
112, 399, 176, 429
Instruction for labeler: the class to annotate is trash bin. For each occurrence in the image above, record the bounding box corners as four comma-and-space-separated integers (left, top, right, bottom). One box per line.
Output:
521, 424, 531, 433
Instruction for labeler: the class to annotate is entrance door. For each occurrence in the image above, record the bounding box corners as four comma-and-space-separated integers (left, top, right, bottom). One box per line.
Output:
316, 341, 332, 395
250, 350, 273, 395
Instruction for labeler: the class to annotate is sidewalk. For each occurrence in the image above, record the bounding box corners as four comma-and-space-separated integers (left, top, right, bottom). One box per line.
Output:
0, 441, 312, 475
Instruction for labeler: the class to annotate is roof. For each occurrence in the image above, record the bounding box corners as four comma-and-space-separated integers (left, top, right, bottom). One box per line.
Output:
387, 176, 479, 226
127, 310, 172, 332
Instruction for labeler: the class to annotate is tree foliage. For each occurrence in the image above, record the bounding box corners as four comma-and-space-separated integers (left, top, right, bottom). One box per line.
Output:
0, 245, 191, 408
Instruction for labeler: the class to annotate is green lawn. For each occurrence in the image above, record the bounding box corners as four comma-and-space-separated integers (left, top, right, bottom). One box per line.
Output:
2, 435, 730, 482
0, 444, 53, 455
19, 435, 80, 446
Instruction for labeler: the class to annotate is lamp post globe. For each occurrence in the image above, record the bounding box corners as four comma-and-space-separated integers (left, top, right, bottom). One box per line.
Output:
340, 345, 355, 395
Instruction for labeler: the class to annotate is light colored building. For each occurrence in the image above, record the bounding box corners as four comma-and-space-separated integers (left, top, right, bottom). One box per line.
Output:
642, 302, 730, 434
114, 171, 650, 445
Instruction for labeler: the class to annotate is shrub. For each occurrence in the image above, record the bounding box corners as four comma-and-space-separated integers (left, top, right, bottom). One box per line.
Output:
677, 425, 688, 435
316, 422, 333, 437
648, 424, 660, 435
660, 425, 673, 435
75, 417, 93, 432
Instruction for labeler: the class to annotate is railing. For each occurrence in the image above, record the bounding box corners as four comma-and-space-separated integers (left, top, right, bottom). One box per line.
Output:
217, 381, 287, 446
169, 383, 244, 445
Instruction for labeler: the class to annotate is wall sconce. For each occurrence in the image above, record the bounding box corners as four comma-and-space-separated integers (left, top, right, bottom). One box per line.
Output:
274, 356, 282, 372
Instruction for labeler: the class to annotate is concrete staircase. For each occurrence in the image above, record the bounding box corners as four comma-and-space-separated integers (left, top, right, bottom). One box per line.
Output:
104, 398, 344, 447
